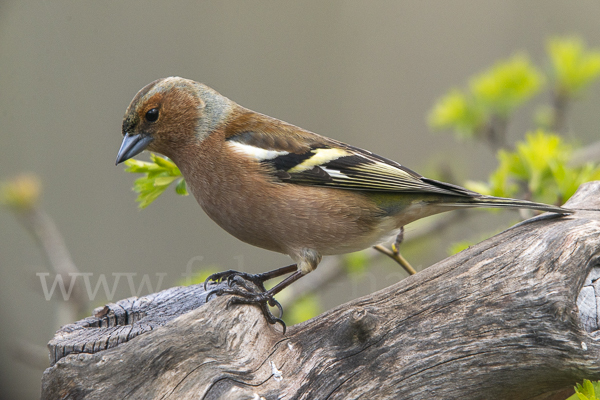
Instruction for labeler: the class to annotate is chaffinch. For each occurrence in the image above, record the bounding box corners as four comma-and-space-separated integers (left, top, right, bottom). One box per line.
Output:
116, 77, 571, 330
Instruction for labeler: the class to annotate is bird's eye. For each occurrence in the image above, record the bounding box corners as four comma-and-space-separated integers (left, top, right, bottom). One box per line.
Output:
145, 108, 159, 122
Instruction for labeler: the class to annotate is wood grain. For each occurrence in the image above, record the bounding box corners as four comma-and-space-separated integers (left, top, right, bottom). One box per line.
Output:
42, 182, 600, 400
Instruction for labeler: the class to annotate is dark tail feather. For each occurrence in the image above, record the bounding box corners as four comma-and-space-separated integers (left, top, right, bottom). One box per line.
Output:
444, 195, 572, 215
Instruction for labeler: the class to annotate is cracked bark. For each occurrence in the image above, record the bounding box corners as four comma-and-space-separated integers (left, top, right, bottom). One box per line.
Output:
42, 182, 600, 400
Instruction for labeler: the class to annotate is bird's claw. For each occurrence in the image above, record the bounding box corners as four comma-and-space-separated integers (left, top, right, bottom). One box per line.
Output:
228, 296, 286, 334
204, 270, 286, 333
204, 270, 268, 292
207, 286, 286, 333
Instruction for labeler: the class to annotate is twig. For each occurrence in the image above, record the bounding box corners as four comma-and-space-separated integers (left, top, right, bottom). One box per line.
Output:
372, 245, 416, 275
483, 114, 510, 152
16, 208, 88, 317
551, 91, 569, 134
1, 174, 90, 371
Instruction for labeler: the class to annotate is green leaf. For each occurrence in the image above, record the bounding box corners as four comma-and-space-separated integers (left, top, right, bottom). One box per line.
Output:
153, 176, 178, 187
464, 130, 598, 206
429, 53, 543, 140
548, 36, 600, 97
469, 53, 544, 117
151, 153, 180, 173
513, 131, 567, 195
583, 379, 595, 397
124, 159, 155, 173
550, 162, 600, 203
175, 178, 189, 196
428, 89, 484, 138
572, 379, 600, 400
123, 153, 188, 208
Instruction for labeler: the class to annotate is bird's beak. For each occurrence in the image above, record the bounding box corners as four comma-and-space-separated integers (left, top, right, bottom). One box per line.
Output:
115, 133, 154, 165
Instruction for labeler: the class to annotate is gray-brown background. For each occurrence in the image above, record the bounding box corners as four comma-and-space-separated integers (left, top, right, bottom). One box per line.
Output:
1, 2, 599, 399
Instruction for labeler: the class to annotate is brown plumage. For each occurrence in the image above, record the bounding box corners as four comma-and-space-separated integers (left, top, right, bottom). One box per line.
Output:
116, 77, 572, 331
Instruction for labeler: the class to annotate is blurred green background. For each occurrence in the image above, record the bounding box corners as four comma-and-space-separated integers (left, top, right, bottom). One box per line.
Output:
1, 2, 599, 399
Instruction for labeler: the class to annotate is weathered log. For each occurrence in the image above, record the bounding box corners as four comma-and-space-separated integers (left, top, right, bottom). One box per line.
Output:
42, 182, 600, 400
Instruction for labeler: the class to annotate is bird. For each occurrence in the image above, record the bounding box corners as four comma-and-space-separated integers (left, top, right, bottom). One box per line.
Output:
115, 76, 572, 332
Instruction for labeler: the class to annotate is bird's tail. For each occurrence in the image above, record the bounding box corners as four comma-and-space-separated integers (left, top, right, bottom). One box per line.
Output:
443, 195, 572, 215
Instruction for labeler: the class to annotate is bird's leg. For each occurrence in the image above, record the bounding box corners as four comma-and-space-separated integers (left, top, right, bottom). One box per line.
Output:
372, 226, 417, 275
204, 264, 301, 333
392, 226, 405, 255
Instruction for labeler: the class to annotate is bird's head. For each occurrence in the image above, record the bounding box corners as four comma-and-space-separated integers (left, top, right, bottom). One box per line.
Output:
116, 77, 233, 164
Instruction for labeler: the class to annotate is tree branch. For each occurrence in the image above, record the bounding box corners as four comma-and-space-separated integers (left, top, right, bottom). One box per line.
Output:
42, 182, 600, 400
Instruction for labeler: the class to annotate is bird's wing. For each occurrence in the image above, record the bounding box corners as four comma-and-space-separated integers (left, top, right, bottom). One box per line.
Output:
225, 122, 479, 197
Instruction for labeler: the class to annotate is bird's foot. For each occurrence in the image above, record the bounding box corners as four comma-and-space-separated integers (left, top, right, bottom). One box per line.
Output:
204, 269, 269, 292
204, 269, 287, 332
206, 285, 286, 333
